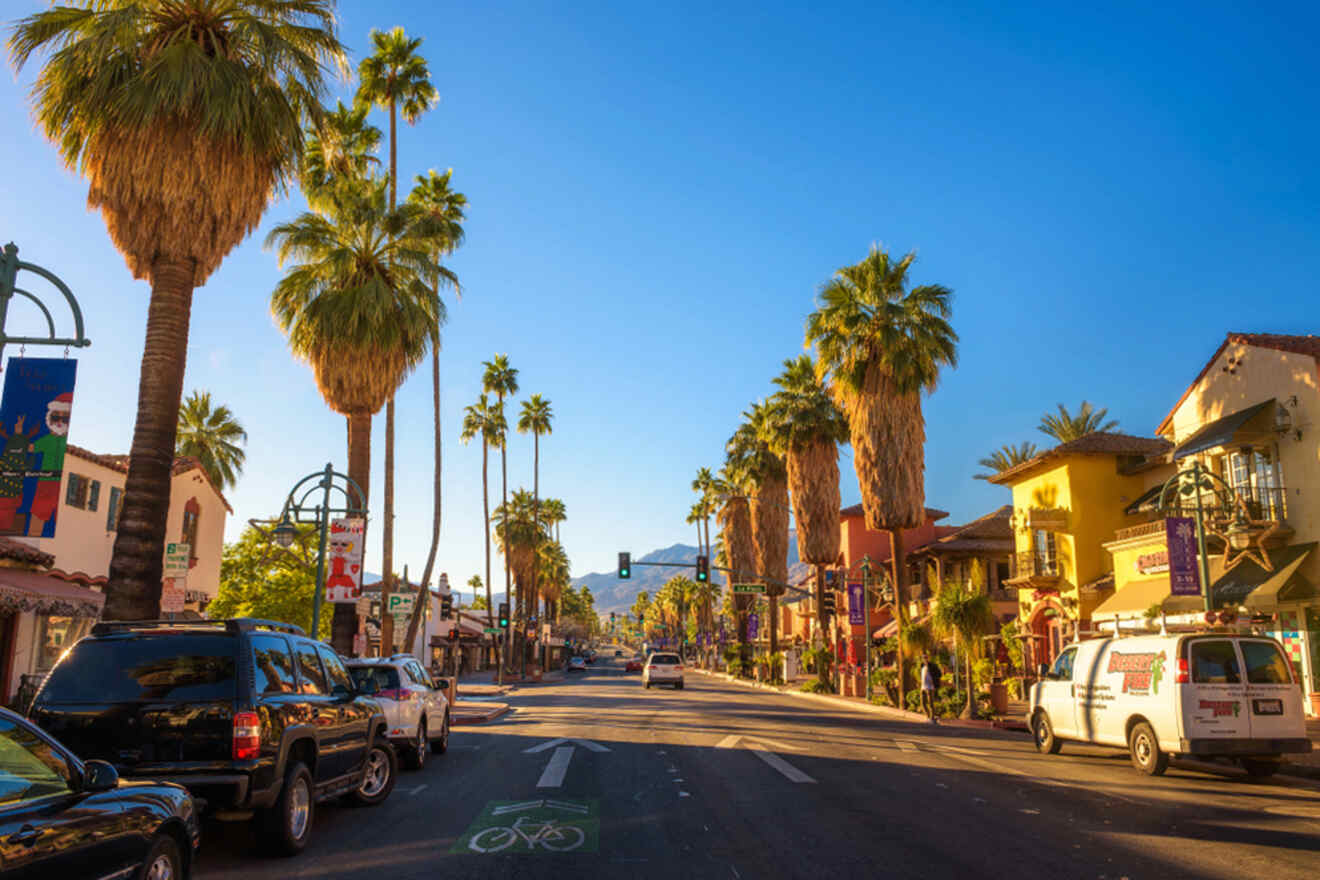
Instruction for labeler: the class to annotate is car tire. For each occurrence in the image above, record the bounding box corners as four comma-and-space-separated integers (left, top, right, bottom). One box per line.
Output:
350, 735, 398, 806
137, 831, 183, 879
403, 720, 426, 771
261, 760, 314, 856
644, 681, 651, 689
1032, 711, 1062, 755
1128, 722, 1168, 776
1240, 757, 1280, 778
676, 681, 684, 690
432, 712, 449, 755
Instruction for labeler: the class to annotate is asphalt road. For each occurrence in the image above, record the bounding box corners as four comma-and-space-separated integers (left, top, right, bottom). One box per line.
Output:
195, 651, 1320, 880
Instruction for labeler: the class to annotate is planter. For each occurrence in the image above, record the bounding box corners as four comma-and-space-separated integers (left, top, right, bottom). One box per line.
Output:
990, 682, 1009, 715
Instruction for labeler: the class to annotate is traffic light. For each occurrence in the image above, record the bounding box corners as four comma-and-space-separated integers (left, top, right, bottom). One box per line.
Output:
440, 594, 453, 617
695, 554, 709, 582
498, 602, 510, 628
820, 590, 836, 617
618, 552, 631, 579
449, 627, 460, 641
638, 612, 645, 626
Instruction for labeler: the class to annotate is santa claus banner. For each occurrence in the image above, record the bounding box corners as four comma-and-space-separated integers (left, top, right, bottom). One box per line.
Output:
324, 517, 366, 603
0, 358, 76, 538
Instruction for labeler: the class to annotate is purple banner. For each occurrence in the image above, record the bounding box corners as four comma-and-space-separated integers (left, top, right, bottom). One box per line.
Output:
747, 613, 759, 640
848, 582, 864, 625
1167, 516, 1201, 596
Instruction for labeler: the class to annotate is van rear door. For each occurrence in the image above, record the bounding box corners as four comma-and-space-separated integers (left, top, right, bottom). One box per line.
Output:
1181, 638, 1250, 742
1237, 638, 1306, 742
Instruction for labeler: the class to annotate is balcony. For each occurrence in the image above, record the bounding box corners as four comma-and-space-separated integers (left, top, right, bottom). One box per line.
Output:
1006, 550, 1061, 588
1115, 487, 1292, 548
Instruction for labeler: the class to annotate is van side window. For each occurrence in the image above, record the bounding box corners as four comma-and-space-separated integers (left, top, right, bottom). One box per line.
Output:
1190, 641, 1241, 684
1240, 641, 1291, 684
1051, 647, 1077, 681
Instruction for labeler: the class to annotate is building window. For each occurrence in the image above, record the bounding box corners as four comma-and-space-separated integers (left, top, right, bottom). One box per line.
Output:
65, 473, 89, 509
106, 487, 122, 531
1033, 529, 1058, 576
181, 498, 200, 553
1227, 447, 1285, 520
34, 616, 92, 672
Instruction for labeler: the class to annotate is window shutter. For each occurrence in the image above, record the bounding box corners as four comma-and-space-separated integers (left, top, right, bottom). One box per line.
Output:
65, 476, 79, 507
88, 480, 100, 512
107, 487, 122, 531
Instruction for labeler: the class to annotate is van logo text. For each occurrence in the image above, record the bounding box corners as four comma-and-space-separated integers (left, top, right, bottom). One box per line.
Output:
1198, 699, 1240, 718
1106, 651, 1166, 695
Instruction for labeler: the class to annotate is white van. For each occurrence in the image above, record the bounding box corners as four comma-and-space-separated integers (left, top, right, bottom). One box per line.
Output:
1028, 633, 1312, 777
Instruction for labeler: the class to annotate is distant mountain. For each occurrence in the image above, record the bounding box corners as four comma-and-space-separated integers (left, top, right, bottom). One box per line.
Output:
578, 533, 811, 614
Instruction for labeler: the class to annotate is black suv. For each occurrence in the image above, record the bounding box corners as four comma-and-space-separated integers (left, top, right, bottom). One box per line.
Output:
28, 618, 396, 856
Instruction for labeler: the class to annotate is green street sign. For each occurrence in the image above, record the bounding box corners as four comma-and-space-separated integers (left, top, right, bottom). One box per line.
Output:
483, 627, 502, 634
732, 583, 765, 594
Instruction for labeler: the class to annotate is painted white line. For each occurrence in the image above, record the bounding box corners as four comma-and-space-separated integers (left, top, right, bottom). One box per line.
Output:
679, 791, 691, 797
537, 745, 575, 788
407, 784, 428, 795
524, 737, 611, 754
714, 734, 741, 749
744, 742, 816, 784
896, 741, 919, 753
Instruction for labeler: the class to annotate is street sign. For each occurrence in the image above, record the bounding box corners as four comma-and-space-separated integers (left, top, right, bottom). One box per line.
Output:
160, 577, 185, 613
732, 583, 765, 594
386, 593, 415, 616
164, 542, 190, 579
483, 627, 502, 634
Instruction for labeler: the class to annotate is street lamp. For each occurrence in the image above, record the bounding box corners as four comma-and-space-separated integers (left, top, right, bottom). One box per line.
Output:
1157, 460, 1236, 614
274, 463, 367, 642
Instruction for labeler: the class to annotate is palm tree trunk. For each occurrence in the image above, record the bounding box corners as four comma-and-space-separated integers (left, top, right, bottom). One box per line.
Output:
814, 563, 831, 689
333, 410, 373, 654
404, 344, 441, 653
105, 257, 195, 620
532, 431, 540, 670
381, 397, 395, 655
499, 392, 515, 675
769, 594, 779, 657
889, 528, 908, 709
481, 437, 493, 624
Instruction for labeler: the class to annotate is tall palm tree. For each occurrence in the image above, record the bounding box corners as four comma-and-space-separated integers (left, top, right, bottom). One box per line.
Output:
686, 503, 705, 554
492, 488, 547, 666
728, 402, 789, 655
176, 391, 248, 492
806, 245, 958, 708
9, 0, 345, 619
540, 497, 567, 543
765, 354, 849, 682
691, 467, 719, 558
536, 539, 570, 624
267, 178, 443, 652
717, 462, 758, 670
482, 355, 520, 665
974, 442, 1039, 480
1038, 401, 1118, 443
356, 28, 437, 655
460, 396, 506, 629
402, 169, 466, 654
301, 100, 381, 212
517, 395, 554, 625
932, 576, 992, 719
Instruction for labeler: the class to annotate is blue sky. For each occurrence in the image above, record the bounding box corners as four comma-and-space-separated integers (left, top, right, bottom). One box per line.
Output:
2, 1, 1317, 598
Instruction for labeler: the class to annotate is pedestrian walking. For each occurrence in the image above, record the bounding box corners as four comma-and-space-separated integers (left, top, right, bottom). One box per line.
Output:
921, 654, 941, 723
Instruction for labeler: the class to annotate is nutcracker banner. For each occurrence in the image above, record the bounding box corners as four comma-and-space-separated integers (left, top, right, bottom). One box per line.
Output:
325, 517, 366, 603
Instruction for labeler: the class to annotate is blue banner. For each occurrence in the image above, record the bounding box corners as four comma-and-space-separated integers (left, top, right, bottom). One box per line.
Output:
0, 358, 77, 537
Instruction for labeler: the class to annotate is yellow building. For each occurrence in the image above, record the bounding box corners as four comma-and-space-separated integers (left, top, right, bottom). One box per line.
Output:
1092, 333, 1320, 716
988, 433, 1172, 668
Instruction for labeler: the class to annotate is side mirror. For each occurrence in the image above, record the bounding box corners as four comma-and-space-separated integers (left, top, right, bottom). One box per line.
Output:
83, 759, 119, 793
1037, 663, 1051, 680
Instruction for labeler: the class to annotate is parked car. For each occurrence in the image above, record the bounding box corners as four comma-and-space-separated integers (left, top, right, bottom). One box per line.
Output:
29, 618, 397, 856
625, 656, 643, 673
614, 650, 623, 657
567, 656, 587, 672
1029, 632, 1312, 776
0, 706, 200, 879
643, 653, 684, 689
345, 655, 450, 770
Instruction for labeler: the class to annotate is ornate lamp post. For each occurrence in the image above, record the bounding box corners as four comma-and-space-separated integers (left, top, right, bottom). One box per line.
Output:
1156, 461, 1247, 614
0, 243, 92, 359
273, 463, 367, 641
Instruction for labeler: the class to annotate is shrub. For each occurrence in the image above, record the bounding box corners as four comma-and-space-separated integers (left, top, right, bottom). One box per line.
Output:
800, 679, 834, 694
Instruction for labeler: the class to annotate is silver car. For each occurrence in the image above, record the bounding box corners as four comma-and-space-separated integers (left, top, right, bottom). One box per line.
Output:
346, 656, 451, 770
643, 652, 684, 689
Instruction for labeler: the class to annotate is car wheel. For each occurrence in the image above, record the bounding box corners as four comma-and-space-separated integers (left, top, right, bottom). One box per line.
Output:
676, 680, 684, 690
1128, 722, 1168, 776
350, 735, 398, 806
261, 760, 314, 856
1032, 711, 1062, 755
432, 712, 449, 755
137, 832, 182, 880
644, 681, 651, 689
403, 720, 426, 771
1240, 757, 1280, 778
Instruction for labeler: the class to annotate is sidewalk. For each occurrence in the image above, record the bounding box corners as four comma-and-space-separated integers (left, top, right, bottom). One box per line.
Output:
450, 700, 510, 725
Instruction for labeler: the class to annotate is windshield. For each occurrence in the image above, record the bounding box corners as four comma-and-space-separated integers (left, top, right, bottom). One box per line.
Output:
349, 665, 401, 692
650, 654, 680, 665
37, 634, 237, 703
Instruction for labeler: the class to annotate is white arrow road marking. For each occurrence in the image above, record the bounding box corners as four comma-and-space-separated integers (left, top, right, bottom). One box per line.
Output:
714, 735, 814, 783
714, 734, 790, 751
524, 737, 611, 754
537, 745, 575, 788
895, 741, 919, 753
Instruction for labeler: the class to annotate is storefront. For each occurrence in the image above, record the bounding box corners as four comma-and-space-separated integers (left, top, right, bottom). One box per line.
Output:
0, 567, 105, 704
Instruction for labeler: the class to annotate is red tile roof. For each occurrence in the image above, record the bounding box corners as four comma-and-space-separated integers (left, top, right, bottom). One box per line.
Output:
1155, 333, 1320, 435
986, 432, 1171, 485
0, 537, 54, 568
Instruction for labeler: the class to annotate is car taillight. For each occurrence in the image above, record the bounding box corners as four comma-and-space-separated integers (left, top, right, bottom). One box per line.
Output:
1176, 657, 1189, 684
233, 712, 261, 761
675, 665, 683, 671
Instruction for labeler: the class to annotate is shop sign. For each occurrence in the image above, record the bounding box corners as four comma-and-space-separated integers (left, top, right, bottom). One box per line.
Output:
1136, 549, 1169, 575
1166, 517, 1201, 597
325, 517, 366, 603
0, 357, 76, 538
1027, 507, 1069, 532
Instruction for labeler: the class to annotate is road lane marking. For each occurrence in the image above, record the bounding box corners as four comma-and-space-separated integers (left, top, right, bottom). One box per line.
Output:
537, 746, 575, 788
896, 741, 919, 753
744, 741, 816, 783
524, 737, 611, 753
408, 784, 428, 795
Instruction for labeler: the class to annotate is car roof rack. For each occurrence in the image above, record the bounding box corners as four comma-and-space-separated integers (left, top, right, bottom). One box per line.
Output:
91, 618, 306, 637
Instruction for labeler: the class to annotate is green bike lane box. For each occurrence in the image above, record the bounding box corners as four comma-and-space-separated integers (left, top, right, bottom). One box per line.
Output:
452, 798, 600, 854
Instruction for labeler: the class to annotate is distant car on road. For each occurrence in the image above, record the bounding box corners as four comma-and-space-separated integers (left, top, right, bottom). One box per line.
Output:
643, 653, 684, 689
568, 656, 587, 672
625, 657, 643, 673
345, 655, 450, 771
0, 706, 200, 879
614, 650, 624, 657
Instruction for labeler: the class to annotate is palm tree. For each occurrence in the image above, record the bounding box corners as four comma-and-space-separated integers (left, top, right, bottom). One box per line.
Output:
685, 503, 705, 554
806, 245, 958, 709
460, 396, 506, 629
1038, 401, 1118, 443
630, 591, 650, 625
536, 540, 570, 623
974, 442, 1039, 480
9, 0, 345, 619
301, 100, 381, 212
517, 395, 554, 623
356, 28, 438, 656
691, 467, 719, 558
176, 391, 247, 492
727, 402, 789, 655
267, 178, 443, 653
482, 355, 520, 664
764, 354, 849, 682
492, 488, 547, 664
717, 462, 758, 670
540, 498, 567, 543
402, 169, 466, 654
932, 577, 992, 719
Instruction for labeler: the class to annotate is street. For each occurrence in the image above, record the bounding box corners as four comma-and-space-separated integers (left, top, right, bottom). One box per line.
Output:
196, 654, 1320, 880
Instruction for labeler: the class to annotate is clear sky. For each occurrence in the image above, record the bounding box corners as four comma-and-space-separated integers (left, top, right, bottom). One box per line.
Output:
2, 1, 1317, 596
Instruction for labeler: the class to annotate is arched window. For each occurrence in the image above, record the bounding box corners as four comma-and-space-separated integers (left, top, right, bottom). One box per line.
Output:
181, 497, 200, 566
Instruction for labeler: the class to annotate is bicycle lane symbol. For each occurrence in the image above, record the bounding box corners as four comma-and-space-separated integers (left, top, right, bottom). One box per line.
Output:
451, 799, 599, 855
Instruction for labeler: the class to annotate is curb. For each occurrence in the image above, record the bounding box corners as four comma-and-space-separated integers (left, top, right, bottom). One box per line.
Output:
451, 703, 510, 725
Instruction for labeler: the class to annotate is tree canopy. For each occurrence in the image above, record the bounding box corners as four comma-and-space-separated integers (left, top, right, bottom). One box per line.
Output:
209, 522, 328, 640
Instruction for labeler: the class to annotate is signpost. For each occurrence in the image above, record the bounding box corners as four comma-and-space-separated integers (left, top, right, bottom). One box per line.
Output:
386, 592, 415, 617
732, 583, 765, 594
160, 542, 189, 614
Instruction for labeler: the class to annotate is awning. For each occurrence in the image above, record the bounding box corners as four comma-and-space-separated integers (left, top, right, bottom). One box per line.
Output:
1211, 543, 1316, 610
0, 569, 105, 618
1124, 484, 1165, 516
1173, 399, 1275, 460
1091, 575, 1208, 620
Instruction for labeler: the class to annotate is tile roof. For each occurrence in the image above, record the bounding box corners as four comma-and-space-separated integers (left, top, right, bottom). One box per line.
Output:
910, 505, 1014, 556
66, 446, 232, 512
0, 537, 54, 568
986, 432, 1172, 485
1155, 333, 1320, 435
839, 504, 950, 522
